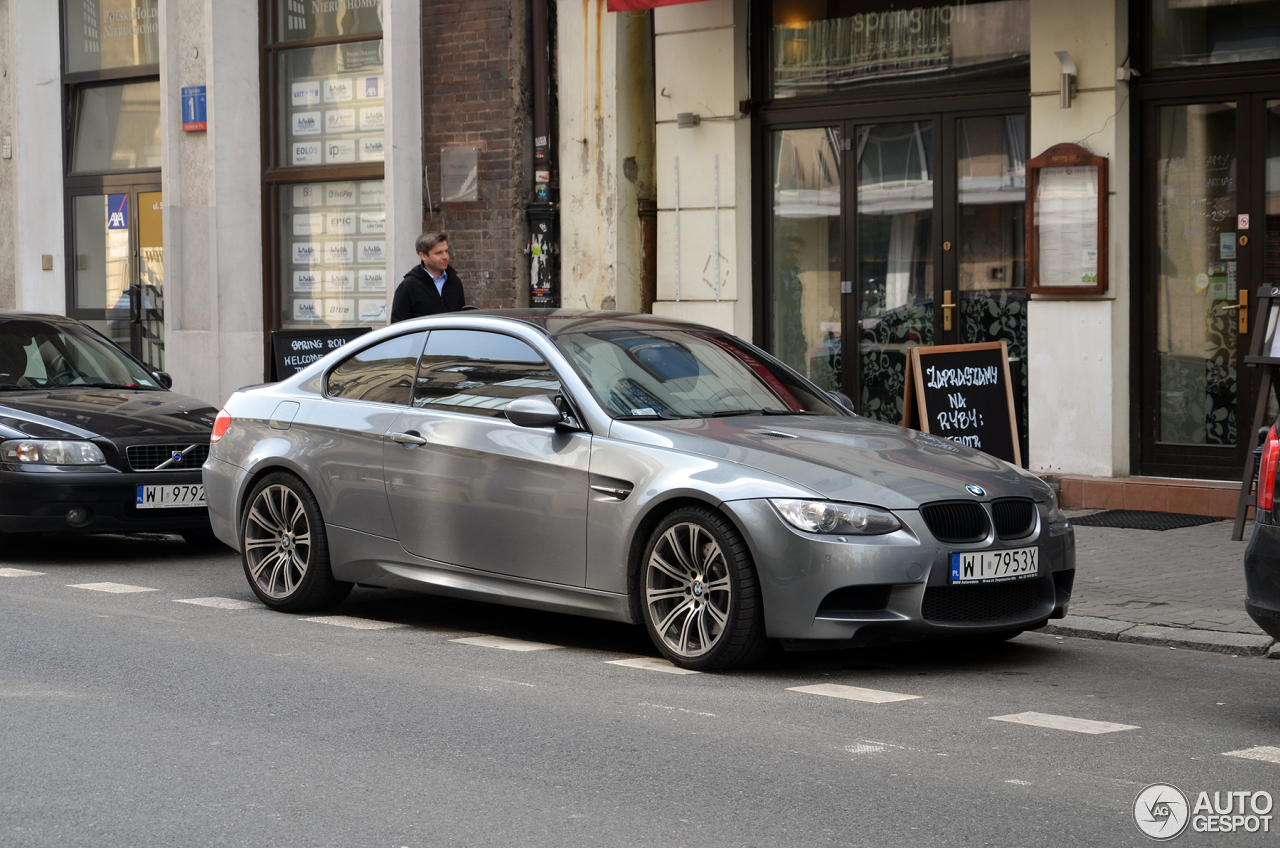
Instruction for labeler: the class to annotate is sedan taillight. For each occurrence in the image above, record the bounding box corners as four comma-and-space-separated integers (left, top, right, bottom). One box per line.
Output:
1259, 424, 1279, 511
211, 409, 232, 443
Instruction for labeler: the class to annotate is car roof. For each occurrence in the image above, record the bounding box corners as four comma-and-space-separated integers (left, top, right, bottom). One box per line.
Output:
0, 310, 84, 325
456, 309, 713, 339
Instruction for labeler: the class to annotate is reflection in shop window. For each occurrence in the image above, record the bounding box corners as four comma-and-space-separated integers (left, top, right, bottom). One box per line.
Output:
72, 82, 162, 173
64, 0, 161, 74
857, 122, 934, 423
1153, 0, 1280, 69
770, 128, 843, 392
772, 0, 1028, 98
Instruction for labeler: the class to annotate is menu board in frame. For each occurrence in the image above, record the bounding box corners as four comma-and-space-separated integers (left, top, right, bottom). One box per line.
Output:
1026, 143, 1108, 296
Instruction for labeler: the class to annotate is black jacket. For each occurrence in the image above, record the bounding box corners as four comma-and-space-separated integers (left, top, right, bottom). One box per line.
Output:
391, 264, 465, 322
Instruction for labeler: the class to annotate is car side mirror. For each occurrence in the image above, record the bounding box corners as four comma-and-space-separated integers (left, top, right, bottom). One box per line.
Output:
505, 394, 565, 428
153, 371, 173, 389
828, 390, 856, 413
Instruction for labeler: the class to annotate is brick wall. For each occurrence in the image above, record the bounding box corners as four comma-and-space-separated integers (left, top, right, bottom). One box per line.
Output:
419, 0, 532, 308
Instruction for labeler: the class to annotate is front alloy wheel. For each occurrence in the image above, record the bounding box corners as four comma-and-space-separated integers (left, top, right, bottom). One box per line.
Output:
240, 472, 350, 611
640, 507, 768, 670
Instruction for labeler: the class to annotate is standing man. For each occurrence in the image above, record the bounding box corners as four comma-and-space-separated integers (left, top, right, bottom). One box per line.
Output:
391, 231, 466, 322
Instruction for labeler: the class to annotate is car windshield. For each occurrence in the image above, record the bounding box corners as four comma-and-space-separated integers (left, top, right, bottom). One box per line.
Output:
553, 327, 841, 419
0, 319, 161, 390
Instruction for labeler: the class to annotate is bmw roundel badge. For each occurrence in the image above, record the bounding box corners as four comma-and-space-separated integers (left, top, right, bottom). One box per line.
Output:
966, 484, 985, 497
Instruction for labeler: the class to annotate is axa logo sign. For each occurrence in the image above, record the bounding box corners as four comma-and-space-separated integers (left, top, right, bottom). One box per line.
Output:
107, 194, 129, 230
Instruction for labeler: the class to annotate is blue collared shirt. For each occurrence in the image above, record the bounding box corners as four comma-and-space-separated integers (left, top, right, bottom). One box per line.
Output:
424, 264, 446, 296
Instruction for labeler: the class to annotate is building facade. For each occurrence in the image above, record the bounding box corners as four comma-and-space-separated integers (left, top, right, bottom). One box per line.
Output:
0, 0, 1276, 492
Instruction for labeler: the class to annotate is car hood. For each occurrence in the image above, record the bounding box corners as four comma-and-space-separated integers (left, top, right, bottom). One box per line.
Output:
0, 389, 218, 440
615, 415, 1049, 509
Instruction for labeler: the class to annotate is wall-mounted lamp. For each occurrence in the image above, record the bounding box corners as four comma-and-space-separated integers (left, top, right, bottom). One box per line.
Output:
1055, 51, 1077, 109
676, 112, 701, 129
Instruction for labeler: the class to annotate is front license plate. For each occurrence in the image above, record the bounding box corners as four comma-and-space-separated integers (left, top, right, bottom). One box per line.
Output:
136, 484, 206, 509
950, 547, 1038, 584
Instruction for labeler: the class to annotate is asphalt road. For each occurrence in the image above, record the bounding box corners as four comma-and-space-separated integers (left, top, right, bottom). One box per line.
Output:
2, 533, 1279, 847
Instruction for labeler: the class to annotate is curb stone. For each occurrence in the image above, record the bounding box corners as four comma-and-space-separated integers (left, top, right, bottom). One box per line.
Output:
1041, 615, 1134, 640
1042, 615, 1276, 657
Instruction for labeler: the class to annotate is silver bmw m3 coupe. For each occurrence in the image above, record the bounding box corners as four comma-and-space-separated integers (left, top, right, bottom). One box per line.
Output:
205, 311, 1074, 670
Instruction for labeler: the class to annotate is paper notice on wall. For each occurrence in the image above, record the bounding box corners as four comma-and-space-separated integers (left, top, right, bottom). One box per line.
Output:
1036, 166, 1098, 287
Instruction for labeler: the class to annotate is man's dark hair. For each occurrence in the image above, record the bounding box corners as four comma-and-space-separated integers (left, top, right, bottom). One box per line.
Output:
416, 231, 448, 255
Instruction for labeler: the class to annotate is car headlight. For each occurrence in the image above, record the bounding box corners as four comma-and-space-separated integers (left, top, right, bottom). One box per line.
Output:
770, 499, 901, 535
0, 439, 106, 466
1038, 489, 1066, 525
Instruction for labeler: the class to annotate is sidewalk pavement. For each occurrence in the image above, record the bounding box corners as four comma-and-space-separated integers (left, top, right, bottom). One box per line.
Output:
1042, 510, 1276, 657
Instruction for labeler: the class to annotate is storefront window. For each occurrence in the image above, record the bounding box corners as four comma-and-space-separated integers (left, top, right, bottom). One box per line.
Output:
857, 121, 934, 421
770, 128, 843, 392
71, 81, 162, 173
64, 0, 160, 74
267, 2, 386, 333
278, 0, 383, 42
279, 42, 385, 168
1152, 0, 1280, 69
771, 0, 1029, 99
280, 180, 387, 328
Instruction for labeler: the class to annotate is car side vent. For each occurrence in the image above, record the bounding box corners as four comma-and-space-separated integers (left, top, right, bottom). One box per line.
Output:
992, 499, 1036, 539
752, 429, 798, 439
920, 501, 989, 543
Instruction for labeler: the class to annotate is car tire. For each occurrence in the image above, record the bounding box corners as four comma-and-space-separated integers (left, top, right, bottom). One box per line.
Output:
239, 472, 351, 612
639, 506, 770, 671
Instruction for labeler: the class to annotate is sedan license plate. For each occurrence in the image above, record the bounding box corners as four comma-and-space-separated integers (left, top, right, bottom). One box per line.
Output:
136, 484, 206, 509
950, 546, 1038, 584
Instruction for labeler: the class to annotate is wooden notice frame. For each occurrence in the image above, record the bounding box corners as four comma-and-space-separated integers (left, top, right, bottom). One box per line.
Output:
901, 341, 1022, 466
1026, 143, 1108, 296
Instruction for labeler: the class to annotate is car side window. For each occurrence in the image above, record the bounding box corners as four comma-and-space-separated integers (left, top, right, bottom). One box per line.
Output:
413, 329, 561, 417
326, 331, 427, 405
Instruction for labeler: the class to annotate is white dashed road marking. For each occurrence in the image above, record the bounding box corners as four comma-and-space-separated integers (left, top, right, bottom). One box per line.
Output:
68, 582, 157, 594
0, 568, 43, 577
301, 616, 406, 630
175, 597, 258, 610
990, 711, 1138, 734
607, 657, 700, 675
1224, 746, 1280, 764
788, 683, 922, 703
451, 636, 560, 652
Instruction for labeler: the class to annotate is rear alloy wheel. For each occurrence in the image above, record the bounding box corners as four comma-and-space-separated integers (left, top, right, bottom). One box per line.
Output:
240, 472, 351, 612
640, 507, 769, 671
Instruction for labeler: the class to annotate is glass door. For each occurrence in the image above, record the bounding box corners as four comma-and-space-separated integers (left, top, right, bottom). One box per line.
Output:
849, 110, 1028, 458
1138, 95, 1260, 479
67, 185, 164, 371
768, 126, 844, 392
764, 107, 1029, 459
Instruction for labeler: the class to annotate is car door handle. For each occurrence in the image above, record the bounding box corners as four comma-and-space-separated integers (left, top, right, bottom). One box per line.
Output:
391, 431, 428, 446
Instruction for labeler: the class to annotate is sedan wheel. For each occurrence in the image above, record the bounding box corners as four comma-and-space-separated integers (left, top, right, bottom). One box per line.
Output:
240, 472, 351, 612
640, 507, 769, 671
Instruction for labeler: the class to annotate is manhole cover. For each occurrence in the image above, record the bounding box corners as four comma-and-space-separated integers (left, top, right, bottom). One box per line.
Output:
1070, 510, 1222, 531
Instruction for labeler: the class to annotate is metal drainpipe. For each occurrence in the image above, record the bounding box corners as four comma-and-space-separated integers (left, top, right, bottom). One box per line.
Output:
527, 0, 559, 308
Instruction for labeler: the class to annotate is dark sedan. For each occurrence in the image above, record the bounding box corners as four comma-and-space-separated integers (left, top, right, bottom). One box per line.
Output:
0, 312, 219, 548
1247, 423, 1280, 637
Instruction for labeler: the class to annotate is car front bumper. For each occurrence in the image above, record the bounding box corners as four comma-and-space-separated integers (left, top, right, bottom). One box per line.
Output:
724, 499, 1075, 647
0, 466, 211, 534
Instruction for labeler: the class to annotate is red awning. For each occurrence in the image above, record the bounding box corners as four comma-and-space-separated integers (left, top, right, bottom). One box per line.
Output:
606, 0, 709, 11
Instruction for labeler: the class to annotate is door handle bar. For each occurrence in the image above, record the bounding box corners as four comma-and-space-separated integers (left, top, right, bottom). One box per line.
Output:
391, 432, 428, 446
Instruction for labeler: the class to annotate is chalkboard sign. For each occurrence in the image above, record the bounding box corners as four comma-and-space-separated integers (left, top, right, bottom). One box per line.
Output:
901, 341, 1022, 466
270, 327, 372, 381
